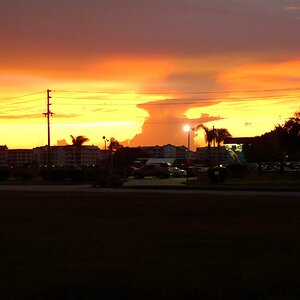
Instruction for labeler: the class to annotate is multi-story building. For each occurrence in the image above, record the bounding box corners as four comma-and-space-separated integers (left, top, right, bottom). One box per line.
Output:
195, 137, 253, 166
195, 146, 230, 166
1, 139, 251, 169
33, 145, 102, 167
7, 149, 34, 167
137, 144, 188, 159
0, 145, 8, 167
176, 145, 189, 159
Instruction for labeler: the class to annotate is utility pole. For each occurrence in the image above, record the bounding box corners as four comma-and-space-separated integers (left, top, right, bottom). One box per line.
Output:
43, 89, 53, 168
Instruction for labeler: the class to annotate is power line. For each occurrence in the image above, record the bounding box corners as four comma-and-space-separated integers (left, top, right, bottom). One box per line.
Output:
2, 86, 299, 103
0, 97, 45, 108
0, 91, 44, 101
55, 94, 295, 101
55, 86, 300, 95
53, 94, 298, 106
0, 104, 44, 114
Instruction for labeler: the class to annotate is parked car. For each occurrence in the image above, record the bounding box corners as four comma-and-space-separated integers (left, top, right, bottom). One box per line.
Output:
170, 167, 187, 178
132, 163, 171, 179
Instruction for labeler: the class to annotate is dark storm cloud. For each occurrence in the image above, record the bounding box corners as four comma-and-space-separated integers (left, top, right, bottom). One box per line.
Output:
1, 0, 300, 63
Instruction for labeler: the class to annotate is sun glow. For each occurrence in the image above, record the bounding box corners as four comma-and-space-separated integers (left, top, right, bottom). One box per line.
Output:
1, 56, 300, 149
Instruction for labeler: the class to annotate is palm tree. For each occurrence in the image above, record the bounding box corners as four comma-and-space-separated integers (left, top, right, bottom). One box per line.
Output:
195, 124, 217, 166
195, 125, 232, 166
70, 135, 89, 166
195, 125, 216, 148
108, 138, 123, 168
215, 128, 232, 165
215, 128, 232, 147
108, 137, 123, 152
70, 135, 89, 147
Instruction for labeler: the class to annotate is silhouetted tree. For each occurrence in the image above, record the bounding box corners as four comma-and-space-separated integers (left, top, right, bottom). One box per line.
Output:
113, 147, 148, 176
215, 128, 232, 147
215, 128, 232, 165
70, 135, 89, 146
283, 111, 300, 137
107, 138, 123, 169
108, 137, 123, 152
195, 125, 231, 166
195, 124, 217, 166
196, 124, 216, 148
70, 135, 90, 166
243, 111, 300, 174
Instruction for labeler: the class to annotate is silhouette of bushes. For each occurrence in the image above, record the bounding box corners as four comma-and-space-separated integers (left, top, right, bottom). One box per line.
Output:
207, 167, 227, 183
226, 163, 247, 178
0, 168, 9, 181
38, 166, 124, 184
13, 167, 34, 180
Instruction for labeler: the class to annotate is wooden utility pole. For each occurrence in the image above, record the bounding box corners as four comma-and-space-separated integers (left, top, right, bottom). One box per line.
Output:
43, 89, 53, 167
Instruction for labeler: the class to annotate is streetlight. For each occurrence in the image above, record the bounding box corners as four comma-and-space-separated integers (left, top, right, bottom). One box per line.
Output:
183, 125, 191, 151
103, 136, 109, 150
183, 125, 192, 181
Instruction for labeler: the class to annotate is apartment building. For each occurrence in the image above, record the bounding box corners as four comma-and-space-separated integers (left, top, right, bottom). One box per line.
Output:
7, 149, 34, 167
33, 145, 102, 167
137, 144, 188, 159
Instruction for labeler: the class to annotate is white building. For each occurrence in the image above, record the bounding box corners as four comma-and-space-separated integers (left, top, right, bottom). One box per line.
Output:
7, 149, 34, 167
136, 144, 188, 159
33, 145, 102, 167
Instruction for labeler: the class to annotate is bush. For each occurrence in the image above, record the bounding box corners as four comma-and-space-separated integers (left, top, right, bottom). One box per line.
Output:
207, 167, 227, 183
226, 164, 247, 178
70, 168, 85, 183
0, 168, 9, 181
13, 167, 34, 180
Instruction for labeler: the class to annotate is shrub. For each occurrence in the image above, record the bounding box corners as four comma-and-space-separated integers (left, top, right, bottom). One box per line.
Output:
0, 168, 9, 181
207, 167, 227, 183
226, 164, 247, 178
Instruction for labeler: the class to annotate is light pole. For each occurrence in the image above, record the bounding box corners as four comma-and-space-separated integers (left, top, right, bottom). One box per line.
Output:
183, 124, 191, 152
103, 136, 109, 150
183, 125, 191, 181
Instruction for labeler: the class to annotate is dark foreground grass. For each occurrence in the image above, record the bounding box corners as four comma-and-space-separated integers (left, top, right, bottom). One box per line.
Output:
0, 190, 300, 299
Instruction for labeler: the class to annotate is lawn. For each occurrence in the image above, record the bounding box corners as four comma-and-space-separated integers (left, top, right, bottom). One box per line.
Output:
0, 190, 300, 299
190, 172, 300, 191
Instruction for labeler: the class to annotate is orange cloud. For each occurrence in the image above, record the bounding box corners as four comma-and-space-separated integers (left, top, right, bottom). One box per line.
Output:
218, 59, 300, 90
129, 99, 222, 148
186, 59, 300, 139
0, 55, 175, 83
90, 58, 175, 81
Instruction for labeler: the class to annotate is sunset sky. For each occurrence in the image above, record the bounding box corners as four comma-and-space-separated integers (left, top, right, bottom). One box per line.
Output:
0, 0, 300, 149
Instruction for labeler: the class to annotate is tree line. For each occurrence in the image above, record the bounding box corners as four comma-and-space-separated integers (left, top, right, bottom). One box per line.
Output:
242, 111, 300, 173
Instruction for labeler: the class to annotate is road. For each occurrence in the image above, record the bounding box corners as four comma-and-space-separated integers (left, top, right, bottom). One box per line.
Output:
0, 177, 299, 197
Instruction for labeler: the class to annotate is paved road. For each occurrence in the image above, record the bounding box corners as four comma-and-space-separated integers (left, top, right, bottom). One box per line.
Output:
0, 178, 299, 197
125, 176, 190, 187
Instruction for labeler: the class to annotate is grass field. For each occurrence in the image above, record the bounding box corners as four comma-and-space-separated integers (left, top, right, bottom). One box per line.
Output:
0, 190, 300, 299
